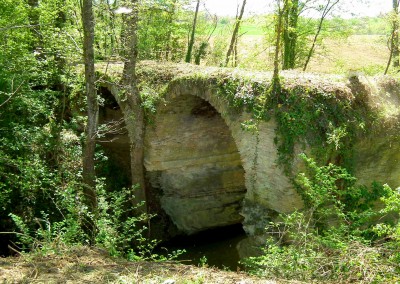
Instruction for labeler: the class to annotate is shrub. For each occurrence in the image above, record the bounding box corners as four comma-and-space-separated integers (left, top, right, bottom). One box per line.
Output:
244, 154, 400, 282
9, 179, 166, 261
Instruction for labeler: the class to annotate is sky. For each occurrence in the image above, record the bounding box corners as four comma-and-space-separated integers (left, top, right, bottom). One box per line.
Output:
202, 0, 393, 18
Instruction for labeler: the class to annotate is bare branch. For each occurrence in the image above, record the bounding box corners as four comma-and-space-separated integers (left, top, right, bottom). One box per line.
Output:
95, 118, 126, 140
0, 24, 41, 32
0, 80, 25, 109
62, 31, 83, 53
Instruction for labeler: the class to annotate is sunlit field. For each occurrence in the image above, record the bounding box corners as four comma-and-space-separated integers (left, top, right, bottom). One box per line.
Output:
209, 15, 390, 75
215, 34, 389, 74
307, 35, 388, 74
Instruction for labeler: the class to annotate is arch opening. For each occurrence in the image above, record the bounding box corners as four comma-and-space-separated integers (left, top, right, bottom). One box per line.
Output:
98, 86, 131, 189
145, 94, 247, 235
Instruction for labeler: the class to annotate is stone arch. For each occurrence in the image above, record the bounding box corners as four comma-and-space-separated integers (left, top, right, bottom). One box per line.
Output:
97, 86, 131, 187
162, 80, 249, 182
153, 79, 303, 235
144, 79, 248, 234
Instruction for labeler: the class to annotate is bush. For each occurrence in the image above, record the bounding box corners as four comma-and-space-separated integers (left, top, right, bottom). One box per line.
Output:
2, 125, 170, 261
244, 154, 400, 282
9, 178, 169, 261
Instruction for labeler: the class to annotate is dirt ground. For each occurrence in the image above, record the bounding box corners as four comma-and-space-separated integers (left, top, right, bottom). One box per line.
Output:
0, 246, 291, 284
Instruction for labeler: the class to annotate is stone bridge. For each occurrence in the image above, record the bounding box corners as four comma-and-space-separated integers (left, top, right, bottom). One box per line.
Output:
98, 62, 400, 242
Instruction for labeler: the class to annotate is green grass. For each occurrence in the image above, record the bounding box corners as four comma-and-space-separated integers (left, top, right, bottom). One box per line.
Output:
213, 18, 265, 36
240, 24, 264, 36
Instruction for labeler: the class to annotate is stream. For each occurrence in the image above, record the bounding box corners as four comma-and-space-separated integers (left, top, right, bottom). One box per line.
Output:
157, 224, 247, 270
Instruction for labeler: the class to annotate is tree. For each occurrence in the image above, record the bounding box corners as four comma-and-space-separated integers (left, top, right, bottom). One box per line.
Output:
225, 0, 247, 67
120, 0, 147, 211
185, 0, 200, 63
193, 11, 218, 65
282, 0, 299, 69
94, 0, 120, 59
385, 0, 400, 74
165, 0, 179, 60
264, 0, 344, 71
0, 0, 90, 252
81, 0, 98, 213
273, 0, 285, 81
303, 0, 340, 71
136, 0, 188, 61
392, 0, 400, 68
27, 0, 43, 57
265, 0, 285, 109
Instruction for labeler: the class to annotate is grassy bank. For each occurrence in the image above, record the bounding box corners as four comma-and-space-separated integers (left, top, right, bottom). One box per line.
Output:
0, 246, 277, 284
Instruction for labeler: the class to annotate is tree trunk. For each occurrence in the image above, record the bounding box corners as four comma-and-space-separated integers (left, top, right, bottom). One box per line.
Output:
266, 0, 285, 108
55, 0, 67, 85
165, 0, 178, 60
185, 0, 200, 63
234, 36, 238, 67
283, 0, 299, 70
27, 0, 43, 57
393, 0, 400, 68
194, 14, 218, 65
121, 0, 147, 211
273, 1, 284, 81
225, 0, 247, 67
82, 0, 98, 213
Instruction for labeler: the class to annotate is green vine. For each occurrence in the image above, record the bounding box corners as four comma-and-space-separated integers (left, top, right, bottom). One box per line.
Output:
217, 76, 373, 174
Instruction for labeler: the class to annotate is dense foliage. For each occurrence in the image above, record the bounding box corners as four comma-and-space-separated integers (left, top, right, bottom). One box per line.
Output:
244, 155, 400, 282
217, 75, 373, 173
0, 0, 152, 258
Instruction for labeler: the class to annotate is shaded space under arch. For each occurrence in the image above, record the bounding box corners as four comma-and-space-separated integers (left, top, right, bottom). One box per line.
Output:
145, 94, 247, 234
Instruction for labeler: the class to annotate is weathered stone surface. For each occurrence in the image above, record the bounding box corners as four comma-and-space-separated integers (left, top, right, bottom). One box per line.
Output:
354, 134, 400, 189
352, 76, 400, 189
144, 94, 246, 234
